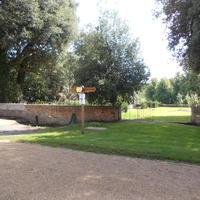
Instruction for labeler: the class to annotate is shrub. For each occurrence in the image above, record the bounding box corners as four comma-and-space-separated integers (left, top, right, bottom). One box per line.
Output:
186, 92, 200, 106
141, 102, 148, 109
35, 100, 48, 104
152, 101, 160, 108
121, 102, 129, 112
141, 100, 160, 108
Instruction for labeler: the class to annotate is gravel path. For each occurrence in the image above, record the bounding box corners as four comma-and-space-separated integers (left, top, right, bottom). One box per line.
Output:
0, 118, 40, 135
0, 141, 200, 200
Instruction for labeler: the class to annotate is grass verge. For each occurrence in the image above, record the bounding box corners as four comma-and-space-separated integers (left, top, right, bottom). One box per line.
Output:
122, 107, 191, 122
2, 121, 200, 163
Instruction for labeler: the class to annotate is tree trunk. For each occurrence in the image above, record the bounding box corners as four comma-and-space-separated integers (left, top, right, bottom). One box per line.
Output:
17, 66, 25, 85
0, 56, 10, 102
0, 69, 10, 102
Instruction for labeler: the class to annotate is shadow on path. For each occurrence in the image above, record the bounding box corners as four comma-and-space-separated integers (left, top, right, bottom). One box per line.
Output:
0, 118, 43, 136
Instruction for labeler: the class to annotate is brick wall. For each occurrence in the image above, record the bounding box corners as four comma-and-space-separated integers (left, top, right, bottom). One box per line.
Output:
0, 104, 121, 126
192, 105, 200, 125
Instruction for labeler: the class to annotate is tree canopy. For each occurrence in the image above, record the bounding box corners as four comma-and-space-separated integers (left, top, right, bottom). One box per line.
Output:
145, 72, 200, 104
74, 12, 150, 106
22, 52, 78, 103
0, 0, 77, 102
155, 79, 173, 104
145, 78, 158, 101
156, 0, 200, 73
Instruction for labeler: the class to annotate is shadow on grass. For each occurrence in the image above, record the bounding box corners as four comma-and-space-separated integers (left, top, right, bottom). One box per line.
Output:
18, 122, 200, 164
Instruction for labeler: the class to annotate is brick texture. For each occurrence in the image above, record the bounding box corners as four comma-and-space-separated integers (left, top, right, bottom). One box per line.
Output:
0, 104, 121, 126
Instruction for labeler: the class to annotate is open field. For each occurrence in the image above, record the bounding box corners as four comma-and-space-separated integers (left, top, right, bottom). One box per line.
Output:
2, 121, 200, 163
122, 107, 191, 122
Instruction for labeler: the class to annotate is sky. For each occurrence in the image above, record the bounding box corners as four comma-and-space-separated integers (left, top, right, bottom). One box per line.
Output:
76, 0, 183, 79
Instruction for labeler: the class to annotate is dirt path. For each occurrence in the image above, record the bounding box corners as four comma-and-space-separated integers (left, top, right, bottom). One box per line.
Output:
0, 118, 40, 135
0, 141, 200, 200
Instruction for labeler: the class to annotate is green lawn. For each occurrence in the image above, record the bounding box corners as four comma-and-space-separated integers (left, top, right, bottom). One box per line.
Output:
4, 121, 200, 163
122, 107, 191, 122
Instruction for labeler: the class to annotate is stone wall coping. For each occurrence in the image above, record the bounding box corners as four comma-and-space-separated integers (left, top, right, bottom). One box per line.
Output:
0, 103, 119, 108
25, 104, 118, 108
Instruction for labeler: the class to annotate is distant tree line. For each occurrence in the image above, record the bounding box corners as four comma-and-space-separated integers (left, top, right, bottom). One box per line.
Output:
145, 72, 200, 105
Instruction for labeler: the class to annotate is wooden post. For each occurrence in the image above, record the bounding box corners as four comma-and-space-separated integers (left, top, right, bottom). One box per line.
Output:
81, 104, 85, 134
69, 86, 96, 134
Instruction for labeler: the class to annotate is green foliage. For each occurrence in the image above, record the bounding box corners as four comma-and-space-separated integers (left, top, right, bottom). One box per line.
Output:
145, 78, 158, 101
74, 11, 150, 106
172, 72, 200, 98
171, 71, 200, 104
156, 0, 200, 73
23, 72, 49, 103
134, 90, 147, 105
186, 92, 200, 106
0, 0, 77, 102
176, 93, 184, 105
146, 100, 160, 108
59, 53, 79, 102
121, 102, 129, 113
141, 102, 148, 109
140, 100, 160, 109
152, 101, 160, 108
145, 72, 200, 105
22, 52, 79, 103
155, 79, 173, 104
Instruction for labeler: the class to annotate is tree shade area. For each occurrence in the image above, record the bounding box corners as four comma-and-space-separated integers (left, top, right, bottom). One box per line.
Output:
156, 0, 200, 73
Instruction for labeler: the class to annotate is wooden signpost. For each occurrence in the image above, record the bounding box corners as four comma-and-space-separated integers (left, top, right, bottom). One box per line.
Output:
70, 86, 96, 134
70, 87, 96, 93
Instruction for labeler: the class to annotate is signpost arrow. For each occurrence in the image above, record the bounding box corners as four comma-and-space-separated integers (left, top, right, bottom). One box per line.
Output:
70, 87, 96, 93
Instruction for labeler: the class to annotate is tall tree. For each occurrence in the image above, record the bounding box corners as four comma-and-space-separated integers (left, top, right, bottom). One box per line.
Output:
156, 0, 200, 73
22, 52, 78, 103
171, 71, 200, 99
145, 73, 200, 104
0, 0, 77, 102
145, 78, 158, 101
155, 79, 173, 104
74, 11, 150, 106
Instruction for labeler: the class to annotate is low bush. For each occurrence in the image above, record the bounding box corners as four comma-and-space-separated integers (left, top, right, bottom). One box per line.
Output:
152, 101, 160, 108
141, 102, 148, 109
141, 101, 160, 108
121, 102, 129, 112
